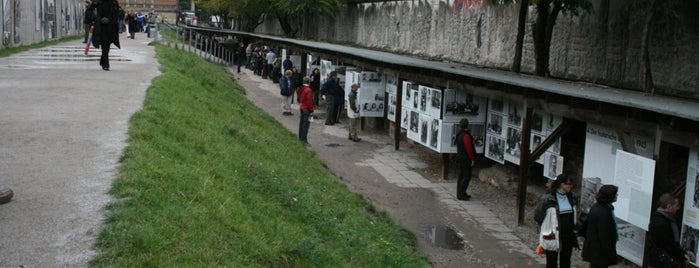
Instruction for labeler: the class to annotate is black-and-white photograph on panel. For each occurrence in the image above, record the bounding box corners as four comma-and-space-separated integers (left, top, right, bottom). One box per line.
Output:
471, 123, 485, 154
547, 136, 561, 155
358, 72, 384, 118
440, 122, 459, 154
320, 59, 333, 82
507, 101, 522, 127
490, 98, 504, 113
401, 107, 409, 129
580, 177, 603, 213
531, 134, 546, 165
487, 114, 503, 136
419, 114, 430, 145
546, 113, 562, 132
412, 89, 419, 110
418, 85, 430, 113
485, 134, 505, 164
428, 88, 442, 118
429, 118, 441, 152
443, 89, 485, 122
403, 81, 415, 107
504, 127, 522, 164
532, 110, 544, 133
387, 94, 396, 122
544, 153, 564, 179
385, 73, 398, 95
408, 111, 419, 140
681, 224, 699, 262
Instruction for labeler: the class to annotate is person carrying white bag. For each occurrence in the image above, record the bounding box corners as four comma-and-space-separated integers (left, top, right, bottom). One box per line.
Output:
535, 174, 579, 268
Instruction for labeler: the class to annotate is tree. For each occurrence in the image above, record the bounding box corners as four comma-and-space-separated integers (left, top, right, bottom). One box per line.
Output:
532, 0, 592, 77
272, 0, 345, 38
506, 0, 592, 76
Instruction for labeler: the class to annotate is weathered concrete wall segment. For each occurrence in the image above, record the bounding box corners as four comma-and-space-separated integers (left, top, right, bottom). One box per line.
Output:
256, 0, 698, 99
1, 0, 87, 48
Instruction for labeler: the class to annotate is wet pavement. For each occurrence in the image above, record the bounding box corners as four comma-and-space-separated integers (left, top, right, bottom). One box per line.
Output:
0, 37, 159, 267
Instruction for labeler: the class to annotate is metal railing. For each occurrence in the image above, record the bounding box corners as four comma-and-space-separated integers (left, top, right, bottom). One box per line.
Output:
155, 22, 235, 66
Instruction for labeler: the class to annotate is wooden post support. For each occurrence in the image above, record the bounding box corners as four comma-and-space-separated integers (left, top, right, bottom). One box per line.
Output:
394, 78, 404, 150
300, 52, 308, 76
442, 153, 450, 181
517, 107, 533, 225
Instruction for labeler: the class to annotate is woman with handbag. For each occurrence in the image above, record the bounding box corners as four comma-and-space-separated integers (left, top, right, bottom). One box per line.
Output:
539, 174, 579, 268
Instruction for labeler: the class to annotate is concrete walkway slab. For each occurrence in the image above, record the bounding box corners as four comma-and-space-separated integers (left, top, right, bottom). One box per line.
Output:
0, 37, 159, 267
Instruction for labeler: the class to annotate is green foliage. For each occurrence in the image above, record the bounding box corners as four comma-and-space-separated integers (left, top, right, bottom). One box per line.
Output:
90, 44, 429, 267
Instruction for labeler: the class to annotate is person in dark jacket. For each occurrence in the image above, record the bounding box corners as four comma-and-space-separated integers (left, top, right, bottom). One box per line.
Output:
87, 0, 121, 71
310, 68, 321, 106
279, 70, 294, 116
333, 80, 345, 123
235, 42, 245, 73
298, 77, 314, 144
83, 1, 92, 43
283, 55, 293, 73
455, 118, 476, 200
125, 10, 138, 39
648, 193, 690, 268
582, 184, 619, 268
321, 71, 339, 125
541, 174, 579, 268
290, 66, 302, 104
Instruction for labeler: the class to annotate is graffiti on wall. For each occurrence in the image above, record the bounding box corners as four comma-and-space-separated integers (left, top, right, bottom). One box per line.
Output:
441, 0, 484, 12
3, 0, 9, 46
13, 0, 19, 43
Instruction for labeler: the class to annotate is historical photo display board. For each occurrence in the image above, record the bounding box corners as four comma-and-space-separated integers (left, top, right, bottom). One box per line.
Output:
582, 123, 656, 266
357, 72, 384, 117
441, 89, 486, 154
485, 98, 507, 164
682, 149, 699, 266
386, 73, 398, 122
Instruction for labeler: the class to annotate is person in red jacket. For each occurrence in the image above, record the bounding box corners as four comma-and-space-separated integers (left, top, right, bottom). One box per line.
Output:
456, 118, 476, 200
298, 77, 314, 145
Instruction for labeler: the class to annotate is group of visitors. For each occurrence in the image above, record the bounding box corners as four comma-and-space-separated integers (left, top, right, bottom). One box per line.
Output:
535, 173, 691, 268
83, 0, 158, 71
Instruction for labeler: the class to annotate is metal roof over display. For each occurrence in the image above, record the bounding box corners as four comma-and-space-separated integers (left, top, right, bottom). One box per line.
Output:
182, 25, 699, 124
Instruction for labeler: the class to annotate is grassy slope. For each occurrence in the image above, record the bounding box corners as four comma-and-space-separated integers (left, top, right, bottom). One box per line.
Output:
91, 44, 429, 267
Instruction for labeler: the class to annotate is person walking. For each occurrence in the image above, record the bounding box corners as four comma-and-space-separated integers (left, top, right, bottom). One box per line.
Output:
648, 193, 690, 268
125, 10, 138, 39
298, 77, 314, 145
83, 1, 92, 43
321, 71, 339, 125
582, 184, 619, 268
310, 68, 321, 107
280, 70, 294, 116
87, 0, 122, 71
245, 42, 253, 68
455, 118, 476, 200
235, 42, 245, 73
347, 83, 361, 142
538, 174, 579, 268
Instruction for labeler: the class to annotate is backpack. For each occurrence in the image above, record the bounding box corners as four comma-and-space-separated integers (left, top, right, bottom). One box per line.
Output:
534, 194, 555, 225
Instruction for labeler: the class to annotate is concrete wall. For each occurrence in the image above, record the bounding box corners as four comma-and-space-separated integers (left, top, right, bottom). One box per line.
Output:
1, 0, 87, 48
255, 0, 699, 100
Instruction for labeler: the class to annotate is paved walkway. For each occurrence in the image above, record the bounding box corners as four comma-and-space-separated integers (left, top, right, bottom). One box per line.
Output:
0, 37, 159, 267
229, 66, 548, 267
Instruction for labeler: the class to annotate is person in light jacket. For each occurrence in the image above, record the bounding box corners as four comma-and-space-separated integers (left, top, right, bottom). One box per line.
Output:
540, 174, 579, 268
347, 83, 361, 142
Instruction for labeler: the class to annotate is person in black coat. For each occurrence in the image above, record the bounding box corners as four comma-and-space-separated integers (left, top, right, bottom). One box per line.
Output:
541, 174, 579, 268
648, 193, 690, 268
310, 68, 321, 107
87, 0, 121, 71
455, 118, 476, 201
582, 184, 619, 268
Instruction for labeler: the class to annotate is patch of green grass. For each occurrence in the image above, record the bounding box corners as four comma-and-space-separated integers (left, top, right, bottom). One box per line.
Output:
91, 44, 429, 267
0, 35, 82, 57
